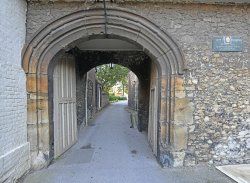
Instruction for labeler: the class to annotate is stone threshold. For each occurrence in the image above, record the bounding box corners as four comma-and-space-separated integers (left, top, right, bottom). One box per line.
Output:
216, 164, 250, 183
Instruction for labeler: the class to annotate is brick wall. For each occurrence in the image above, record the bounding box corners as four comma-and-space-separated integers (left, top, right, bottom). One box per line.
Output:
0, 0, 30, 182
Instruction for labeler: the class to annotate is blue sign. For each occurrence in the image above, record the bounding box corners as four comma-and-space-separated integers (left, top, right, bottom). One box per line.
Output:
212, 36, 243, 52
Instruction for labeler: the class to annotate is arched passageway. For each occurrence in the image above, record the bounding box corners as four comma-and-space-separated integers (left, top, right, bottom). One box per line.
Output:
50, 49, 152, 158
70, 49, 152, 131
22, 7, 185, 169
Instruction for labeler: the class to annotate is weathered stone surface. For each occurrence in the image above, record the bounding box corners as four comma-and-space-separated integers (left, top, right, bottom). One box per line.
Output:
174, 98, 193, 125
38, 123, 50, 151
27, 124, 38, 151
25, 1, 250, 168
128, 71, 139, 111
172, 151, 186, 167
37, 75, 49, 94
173, 125, 188, 151
31, 151, 47, 170
184, 154, 196, 166
175, 77, 185, 98
27, 0, 250, 5
26, 74, 36, 93
213, 131, 250, 165
27, 99, 37, 124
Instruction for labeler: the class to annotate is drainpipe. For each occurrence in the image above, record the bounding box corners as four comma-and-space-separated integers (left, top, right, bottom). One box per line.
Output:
85, 72, 88, 126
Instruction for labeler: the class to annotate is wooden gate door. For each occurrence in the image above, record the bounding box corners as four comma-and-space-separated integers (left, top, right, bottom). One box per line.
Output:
53, 55, 77, 158
148, 88, 157, 155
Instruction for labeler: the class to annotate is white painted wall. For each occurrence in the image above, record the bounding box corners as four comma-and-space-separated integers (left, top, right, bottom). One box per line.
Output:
0, 0, 30, 182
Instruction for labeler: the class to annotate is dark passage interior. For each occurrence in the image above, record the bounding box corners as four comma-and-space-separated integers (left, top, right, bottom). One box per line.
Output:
72, 49, 152, 132
48, 38, 158, 159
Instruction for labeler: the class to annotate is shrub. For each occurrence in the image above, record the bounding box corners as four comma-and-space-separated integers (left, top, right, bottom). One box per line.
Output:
109, 95, 118, 102
108, 95, 127, 102
118, 96, 127, 100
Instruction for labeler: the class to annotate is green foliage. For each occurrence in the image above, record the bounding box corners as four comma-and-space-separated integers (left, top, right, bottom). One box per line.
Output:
118, 96, 127, 100
96, 64, 129, 94
108, 95, 127, 102
108, 95, 118, 102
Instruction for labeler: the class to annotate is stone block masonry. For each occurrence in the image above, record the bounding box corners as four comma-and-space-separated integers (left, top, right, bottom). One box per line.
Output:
28, 0, 250, 5
128, 71, 139, 111
0, 0, 30, 182
76, 68, 99, 126
120, 2, 250, 166
26, 1, 249, 167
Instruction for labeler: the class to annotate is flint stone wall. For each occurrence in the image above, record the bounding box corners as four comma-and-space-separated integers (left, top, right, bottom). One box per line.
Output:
26, 1, 250, 166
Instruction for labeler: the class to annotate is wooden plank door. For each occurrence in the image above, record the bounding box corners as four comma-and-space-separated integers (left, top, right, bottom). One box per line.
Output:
148, 88, 157, 155
53, 55, 77, 158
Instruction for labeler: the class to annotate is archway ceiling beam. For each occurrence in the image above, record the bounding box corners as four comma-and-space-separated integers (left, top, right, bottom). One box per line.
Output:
74, 50, 151, 79
75, 50, 150, 67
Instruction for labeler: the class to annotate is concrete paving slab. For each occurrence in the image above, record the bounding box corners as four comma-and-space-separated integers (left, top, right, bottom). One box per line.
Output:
65, 149, 94, 165
20, 101, 236, 183
216, 164, 250, 183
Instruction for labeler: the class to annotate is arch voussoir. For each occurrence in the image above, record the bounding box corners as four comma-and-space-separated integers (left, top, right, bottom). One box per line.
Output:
22, 7, 185, 169
23, 8, 185, 76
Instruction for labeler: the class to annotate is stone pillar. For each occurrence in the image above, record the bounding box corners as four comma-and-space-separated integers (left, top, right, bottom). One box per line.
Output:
158, 74, 172, 166
172, 75, 193, 167
158, 74, 194, 167
26, 72, 51, 169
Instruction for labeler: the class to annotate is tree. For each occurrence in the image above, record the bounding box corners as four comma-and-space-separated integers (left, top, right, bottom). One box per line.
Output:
96, 64, 129, 95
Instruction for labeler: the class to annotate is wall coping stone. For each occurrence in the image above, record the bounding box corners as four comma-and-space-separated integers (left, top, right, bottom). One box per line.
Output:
27, 0, 250, 5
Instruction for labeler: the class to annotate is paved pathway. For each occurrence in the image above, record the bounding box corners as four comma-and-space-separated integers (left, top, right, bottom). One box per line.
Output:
21, 101, 235, 183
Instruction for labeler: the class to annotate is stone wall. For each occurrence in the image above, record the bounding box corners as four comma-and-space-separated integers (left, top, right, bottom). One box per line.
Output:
123, 2, 250, 166
128, 71, 139, 111
76, 67, 108, 127
0, 0, 30, 182
86, 69, 97, 119
26, 1, 250, 166
101, 93, 109, 108
27, 0, 250, 5
76, 68, 87, 126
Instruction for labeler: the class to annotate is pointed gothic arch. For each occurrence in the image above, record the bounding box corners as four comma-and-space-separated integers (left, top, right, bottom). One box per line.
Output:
22, 7, 185, 168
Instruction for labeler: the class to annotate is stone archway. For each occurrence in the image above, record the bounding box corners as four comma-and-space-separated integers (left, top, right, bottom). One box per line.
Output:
22, 7, 185, 169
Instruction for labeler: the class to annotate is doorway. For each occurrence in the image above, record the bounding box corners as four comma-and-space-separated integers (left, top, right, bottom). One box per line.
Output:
22, 7, 185, 169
